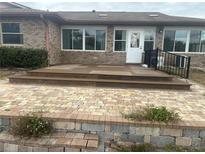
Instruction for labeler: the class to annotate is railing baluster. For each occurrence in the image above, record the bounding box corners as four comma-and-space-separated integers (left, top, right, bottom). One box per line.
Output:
149, 49, 191, 79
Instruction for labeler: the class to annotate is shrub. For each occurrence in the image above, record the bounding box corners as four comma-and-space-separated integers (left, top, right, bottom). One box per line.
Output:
122, 105, 181, 123
10, 115, 52, 138
0, 47, 48, 68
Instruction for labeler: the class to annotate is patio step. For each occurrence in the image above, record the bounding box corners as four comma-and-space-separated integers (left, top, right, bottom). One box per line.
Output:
28, 70, 174, 81
9, 75, 191, 90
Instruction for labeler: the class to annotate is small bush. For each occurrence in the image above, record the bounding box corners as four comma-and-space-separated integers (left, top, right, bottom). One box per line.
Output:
117, 144, 156, 152
11, 115, 52, 138
0, 47, 48, 68
122, 105, 181, 123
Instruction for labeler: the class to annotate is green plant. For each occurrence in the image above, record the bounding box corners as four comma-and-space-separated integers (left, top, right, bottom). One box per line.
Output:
164, 144, 204, 152
10, 114, 52, 138
0, 47, 48, 68
117, 144, 156, 152
122, 105, 181, 123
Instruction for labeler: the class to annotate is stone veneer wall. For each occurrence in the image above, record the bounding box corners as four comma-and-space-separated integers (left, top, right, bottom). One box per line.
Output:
47, 20, 62, 65
61, 25, 127, 65
0, 117, 204, 152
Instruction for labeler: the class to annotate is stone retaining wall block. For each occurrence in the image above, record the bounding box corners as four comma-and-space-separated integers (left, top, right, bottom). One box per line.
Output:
128, 134, 144, 143
65, 147, 80, 152
191, 138, 201, 147
144, 135, 151, 143
4, 143, 18, 152
0, 142, 3, 152
176, 137, 192, 146
53, 122, 75, 130
183, 129, 199, 138
160, 128, 182, 137
18, 145, 33, 152
135, 127, 160, 136
111, 125, 129, 133
150, 136, 175, 147
82, 123, 104, 132
199, 130, 205, 138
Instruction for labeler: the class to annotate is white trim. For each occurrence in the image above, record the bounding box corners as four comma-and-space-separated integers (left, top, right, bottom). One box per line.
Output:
61, 25, 107, 52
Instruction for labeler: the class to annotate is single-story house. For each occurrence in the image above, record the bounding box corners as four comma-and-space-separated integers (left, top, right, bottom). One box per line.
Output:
0, 2, 205, 68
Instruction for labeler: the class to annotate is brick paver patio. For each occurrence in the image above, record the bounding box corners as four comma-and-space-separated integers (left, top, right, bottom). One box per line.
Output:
0, 79, 205, 123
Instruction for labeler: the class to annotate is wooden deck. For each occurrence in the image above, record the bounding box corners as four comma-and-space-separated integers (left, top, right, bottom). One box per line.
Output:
9, 64, 191, 90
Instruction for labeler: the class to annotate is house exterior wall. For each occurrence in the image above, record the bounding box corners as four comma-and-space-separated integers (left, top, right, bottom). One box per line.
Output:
0, 17, 46, 49
0, 17, 62, 65
61, 26, 126, 65
0, 18, 204, 68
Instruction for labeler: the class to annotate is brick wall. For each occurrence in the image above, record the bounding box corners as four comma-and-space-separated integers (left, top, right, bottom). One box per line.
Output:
61, 51, 126, 65
0, 17, 46, 49
0, 17, 62, 65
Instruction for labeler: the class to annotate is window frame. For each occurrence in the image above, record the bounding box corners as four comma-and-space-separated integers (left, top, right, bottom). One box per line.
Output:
61, 26, 107, 52
144, 31, 155, 51
163, 27, 205, 54
1, 22, 23, 46
113, 29, 127, 52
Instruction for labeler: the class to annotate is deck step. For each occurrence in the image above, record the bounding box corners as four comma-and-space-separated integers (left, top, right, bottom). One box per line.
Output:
28, 70, 174, 81
9, 75, 191, 90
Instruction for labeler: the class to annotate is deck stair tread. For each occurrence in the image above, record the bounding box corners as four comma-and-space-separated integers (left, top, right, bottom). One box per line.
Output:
10, 75, 191, 86
29, 69, 174, 78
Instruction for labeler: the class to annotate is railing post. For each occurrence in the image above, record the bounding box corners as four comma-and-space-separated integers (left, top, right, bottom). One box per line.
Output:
186, 56, 191, 79
155, 48, 159, 70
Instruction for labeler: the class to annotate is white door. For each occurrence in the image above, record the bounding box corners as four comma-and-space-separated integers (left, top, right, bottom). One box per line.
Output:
126, 31, 143, 63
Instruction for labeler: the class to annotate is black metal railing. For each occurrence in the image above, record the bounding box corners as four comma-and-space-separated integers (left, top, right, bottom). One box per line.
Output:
144, 48, 191, 79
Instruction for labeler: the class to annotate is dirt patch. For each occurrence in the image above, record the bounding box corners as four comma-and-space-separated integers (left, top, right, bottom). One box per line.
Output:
190, 69, 205, 86
0, 68, 28, 79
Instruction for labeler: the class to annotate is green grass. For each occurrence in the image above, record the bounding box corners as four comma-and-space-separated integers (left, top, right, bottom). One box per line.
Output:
190, 69, 205, 86
122, 105, 181, 123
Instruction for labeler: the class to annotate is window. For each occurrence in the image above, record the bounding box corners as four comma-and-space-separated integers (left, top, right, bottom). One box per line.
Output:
62, 29, 83, 50
189, 30, 205, 52
114, 30, 126, 51
174, 31, 187, 51
163, 30, 175, 52
144, 31, 154, 51
163, 30, 187, 52
1, 23, 23, 44
62, 28, 106, 51
130, 32, 140, 48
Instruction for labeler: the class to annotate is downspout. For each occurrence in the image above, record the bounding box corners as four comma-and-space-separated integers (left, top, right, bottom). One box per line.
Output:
40, 14, 50, 66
